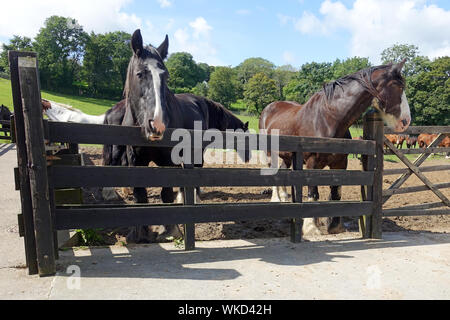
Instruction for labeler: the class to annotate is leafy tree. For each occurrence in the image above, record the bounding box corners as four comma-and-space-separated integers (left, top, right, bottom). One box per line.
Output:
236, 57, 275, 85
283, 62, 333, 104
191, 81, 209, 97
244, 72, 278, 115
0, 35, 33, 74
406, 56, 449, 125
82, 31, 131, 98
272, 65, 297, 100
165, 52, 206, 91
381, 43, 425, 76
332, 57, 371, 79
207, 66, 239, 108
33, 16, 88, 91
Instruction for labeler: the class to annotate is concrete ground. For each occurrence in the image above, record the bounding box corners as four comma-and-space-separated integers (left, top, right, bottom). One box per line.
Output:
1, 143, 449, 300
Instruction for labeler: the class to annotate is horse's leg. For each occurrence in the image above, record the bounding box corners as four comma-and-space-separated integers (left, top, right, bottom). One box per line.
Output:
327, 154, 348, 234
126, 147, 154, 243
302, 156, 322, 236
270, 156, 291, 202
102, 145, 125, 201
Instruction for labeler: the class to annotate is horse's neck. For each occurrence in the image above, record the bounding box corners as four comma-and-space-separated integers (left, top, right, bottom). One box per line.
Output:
304, 82, 373, 138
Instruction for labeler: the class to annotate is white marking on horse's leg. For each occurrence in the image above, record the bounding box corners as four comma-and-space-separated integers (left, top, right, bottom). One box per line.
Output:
270, 186, 281, 202
302, 218, 322, 236
175, 190, 184, 204
195, 188, 201, 204
102, 187, 120, 201
302, 196, 321, 236
279, 186, 289, 202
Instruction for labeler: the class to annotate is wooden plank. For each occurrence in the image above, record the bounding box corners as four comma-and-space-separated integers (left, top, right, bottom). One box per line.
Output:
384, 147, 450, 155
46, 121, 376, 155
382, 134, 447, 205
384, 202, 446, 212
384, 209, 450, 217
384, 126, 450, 134
383, 137, 450, 207
8, 51, 38, 275
384, 165, 450, 176
290, 149, 303, 243
55, 201, 373, 230
382, 183, 450, 197
183, 163, 196, 251
18, 55, 56, 277
48, 166, 374, 189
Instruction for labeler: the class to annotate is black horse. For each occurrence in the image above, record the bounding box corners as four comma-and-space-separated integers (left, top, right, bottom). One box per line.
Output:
104, 30, 248, 242
0, 105, 12, 138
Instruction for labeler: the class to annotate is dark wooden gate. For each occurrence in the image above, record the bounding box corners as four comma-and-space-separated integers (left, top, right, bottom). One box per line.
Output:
9, 51, 382, 277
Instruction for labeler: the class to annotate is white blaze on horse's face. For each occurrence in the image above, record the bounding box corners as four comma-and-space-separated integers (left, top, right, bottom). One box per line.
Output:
144, 55, 167, 141
381, 92, 411, 133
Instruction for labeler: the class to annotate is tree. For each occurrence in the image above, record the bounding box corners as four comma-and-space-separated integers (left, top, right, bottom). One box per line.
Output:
406, 56, 449, 126
165, 52, 206, 91
33, 16, 88, 91
0, 35, 33, 74
381, 43, 425, 77
82, 31, 131, 98
272, 65, 297, 100
244, 72, 278, 115
207, 67, 239, 108
283, 62, 333, 104
332, 57, 371, 79
236, 57, 275, 85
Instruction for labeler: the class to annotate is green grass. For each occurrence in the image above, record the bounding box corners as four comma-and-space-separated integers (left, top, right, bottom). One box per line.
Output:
0, 78, 116, 115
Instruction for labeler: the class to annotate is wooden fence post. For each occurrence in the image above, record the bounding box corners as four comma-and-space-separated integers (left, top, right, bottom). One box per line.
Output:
8, 51, 38, 275
18, 55, 56, 276
360, 111, 383, 239
290, 148, 303, 243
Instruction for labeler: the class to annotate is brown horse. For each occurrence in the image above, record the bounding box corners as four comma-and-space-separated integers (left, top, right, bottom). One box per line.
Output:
259, 61, 411, 236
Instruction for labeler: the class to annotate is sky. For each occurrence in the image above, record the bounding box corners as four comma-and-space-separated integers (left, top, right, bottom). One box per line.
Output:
0, 0, 449, 67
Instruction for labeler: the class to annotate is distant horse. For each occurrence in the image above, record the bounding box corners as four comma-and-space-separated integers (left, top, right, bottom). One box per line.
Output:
260, 60, 411, 236
396, 134, 407, 149
115, 30, 248, 242
385, 134, 398, 150
406, 136, 418, 149
418, 133, 438, 148
0, 105, 12, 137
42, 99, 105, 124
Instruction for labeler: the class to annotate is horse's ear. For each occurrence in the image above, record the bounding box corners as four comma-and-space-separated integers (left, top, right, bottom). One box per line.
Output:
157, 35, 169, 60
391, 58, 407, 75
131, 29, 144, 57
244, 121, 249, 131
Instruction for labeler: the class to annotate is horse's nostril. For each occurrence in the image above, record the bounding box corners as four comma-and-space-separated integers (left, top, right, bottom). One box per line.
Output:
402, 119, 408, 126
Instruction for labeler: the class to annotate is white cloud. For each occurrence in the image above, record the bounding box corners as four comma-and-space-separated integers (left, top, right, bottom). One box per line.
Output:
286, 0, 450, 63
172, 17, 221, 65
0, 0, 141, 40
157, 0, 172, 8
188, 17, 212, 39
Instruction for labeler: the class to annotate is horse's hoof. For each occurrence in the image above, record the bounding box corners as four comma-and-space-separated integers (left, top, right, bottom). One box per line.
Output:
126, 226, 156, 244
155, 225, 183, 242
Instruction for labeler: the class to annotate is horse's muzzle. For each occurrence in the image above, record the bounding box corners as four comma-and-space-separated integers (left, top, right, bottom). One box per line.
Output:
148, 119, 166, 141
395, 117, 411, 133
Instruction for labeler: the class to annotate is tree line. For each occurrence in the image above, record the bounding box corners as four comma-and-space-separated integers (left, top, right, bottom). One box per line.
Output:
0, 16, 448, 125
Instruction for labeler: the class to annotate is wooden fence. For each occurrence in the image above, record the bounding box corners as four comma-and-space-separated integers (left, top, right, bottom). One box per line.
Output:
8, 51, 383, 277
9, 50, 448, 278
382, 127, 450, 217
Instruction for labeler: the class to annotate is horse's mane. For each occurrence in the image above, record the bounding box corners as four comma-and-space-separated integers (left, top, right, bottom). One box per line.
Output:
321, 64, 403, 102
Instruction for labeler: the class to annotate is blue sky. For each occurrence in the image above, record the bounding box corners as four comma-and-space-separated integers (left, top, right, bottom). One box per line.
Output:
1, 0, 449, 67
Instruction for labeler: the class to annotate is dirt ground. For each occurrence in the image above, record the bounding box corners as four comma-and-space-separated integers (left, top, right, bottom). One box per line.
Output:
79, 147, 450, 244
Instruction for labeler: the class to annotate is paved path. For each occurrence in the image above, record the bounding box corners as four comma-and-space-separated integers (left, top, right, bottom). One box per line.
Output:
0, 143, 449, 300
